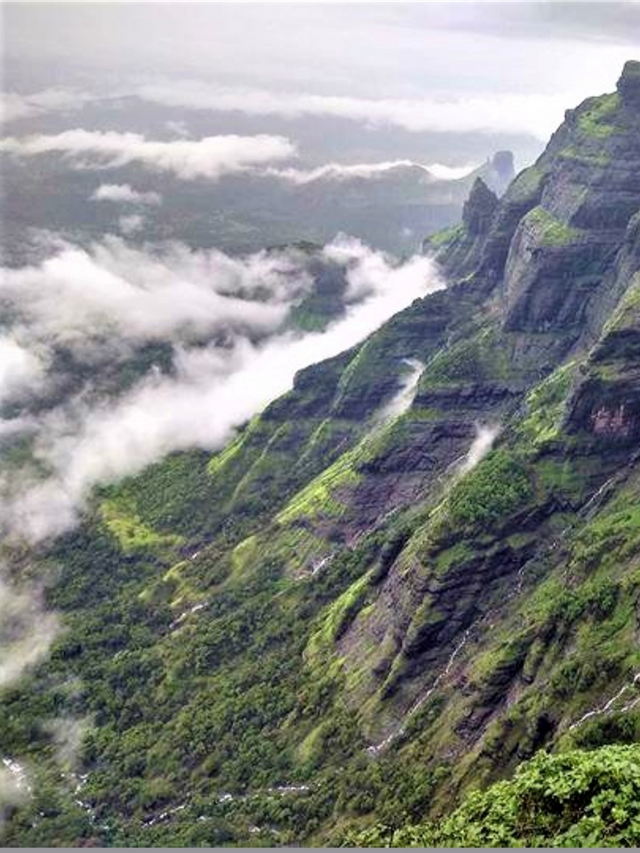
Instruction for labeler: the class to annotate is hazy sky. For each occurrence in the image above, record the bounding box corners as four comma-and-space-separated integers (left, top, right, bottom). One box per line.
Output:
3, 3, 638, 85
3, 3, 638, 108
0, 0, 636, 185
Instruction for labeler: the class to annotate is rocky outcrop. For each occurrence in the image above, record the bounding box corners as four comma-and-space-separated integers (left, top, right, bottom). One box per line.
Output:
334, 61, 640, 748
490, 150, 516, 192
462, 179, 498, 236
470, 150, 516, 196
618, 60, 640, 108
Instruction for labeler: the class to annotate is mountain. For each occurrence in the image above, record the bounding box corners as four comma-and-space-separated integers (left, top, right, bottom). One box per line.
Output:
3, 61, 640, 847
275, 151, 515, 254
0, 148, 513, 263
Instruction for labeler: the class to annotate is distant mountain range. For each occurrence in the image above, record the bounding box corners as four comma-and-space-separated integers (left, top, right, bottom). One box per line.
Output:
0, 147, 515, 262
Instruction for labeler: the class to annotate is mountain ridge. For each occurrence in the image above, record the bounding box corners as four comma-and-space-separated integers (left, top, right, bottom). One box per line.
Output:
3, 60, 640, 847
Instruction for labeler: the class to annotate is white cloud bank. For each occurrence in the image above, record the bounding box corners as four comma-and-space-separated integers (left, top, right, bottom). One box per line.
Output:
428, 163, 481, 181
91, 183, 161, 205
263, 159, 479, 184
136, 80, 570, 139
0, 129, 296, 179
0, 237, 313, 360
0, 338, 47, 405
0, 236, 443, 541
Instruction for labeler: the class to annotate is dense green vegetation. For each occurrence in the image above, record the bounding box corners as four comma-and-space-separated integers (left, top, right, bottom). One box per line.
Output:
439, 449, 533, 534
348, 744, 640, 847
0, 500, 456, 846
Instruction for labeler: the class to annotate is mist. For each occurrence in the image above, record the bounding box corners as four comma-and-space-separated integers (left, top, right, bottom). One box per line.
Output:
262, 160, 478, 184
0, 761, 27, 837
0, 236, 443, 541
0, 130, 296, 180
459, 424, 501, 474
0, 577, 59, 688
135, 81, 571, 140
91, 184, 162, 205
0, 236, 317, 367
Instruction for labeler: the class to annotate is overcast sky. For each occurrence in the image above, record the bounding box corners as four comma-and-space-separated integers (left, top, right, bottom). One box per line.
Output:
4, 3, 638, 102
1, 1, 636, 180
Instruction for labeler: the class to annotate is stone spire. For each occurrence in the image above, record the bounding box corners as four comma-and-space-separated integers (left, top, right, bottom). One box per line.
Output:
617, 60, 640, 108
462, 178, 498, 236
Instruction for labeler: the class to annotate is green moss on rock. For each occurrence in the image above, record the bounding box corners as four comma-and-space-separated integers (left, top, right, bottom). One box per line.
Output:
517, 361, 577, 446
577, 93, 621, 139
523, 206, 581, 247
420, 323, 513, 388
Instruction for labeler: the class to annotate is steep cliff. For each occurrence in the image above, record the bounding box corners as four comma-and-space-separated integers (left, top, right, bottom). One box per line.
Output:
4, 62, 640, 848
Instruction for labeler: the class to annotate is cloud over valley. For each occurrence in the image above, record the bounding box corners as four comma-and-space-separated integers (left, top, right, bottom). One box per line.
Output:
0, 235, 443, 542
0, 130, 296, 180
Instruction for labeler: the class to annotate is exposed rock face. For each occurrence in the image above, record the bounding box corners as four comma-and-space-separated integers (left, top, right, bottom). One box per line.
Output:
490, 150, 516, 191
312, 74, 640, 599
566, 212, 640, 442
332, 62, 640, 749
462, 178, 499, 236
499, 85, 640, 352
618, 59, 640, 108
501, 209, 610, 336
184, 62, 640, 821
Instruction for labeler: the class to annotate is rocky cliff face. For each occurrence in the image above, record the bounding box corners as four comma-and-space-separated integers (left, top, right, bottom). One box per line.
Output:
327, 59, 640, 746
277, 57, 640, 820
5, 62, 640, 848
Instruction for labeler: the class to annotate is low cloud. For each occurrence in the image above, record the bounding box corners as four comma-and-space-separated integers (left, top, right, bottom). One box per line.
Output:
118, 213, 145, 235
43, 716, 92, 772
0, 235, 443, 541
91, 183, 161, 205
0, 237, 313, 364
136, 80, 569, 139
262, 159, 478, 184
0, 577, 59, 688
165, 119, 190, 138
0, 129, 296, 179
0, 337, 47, 405
0, 88, 94, 124
427, 163, 481, 181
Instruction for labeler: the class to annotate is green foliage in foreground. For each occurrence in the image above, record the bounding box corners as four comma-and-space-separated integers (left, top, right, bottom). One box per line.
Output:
348, 744, 640, 847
